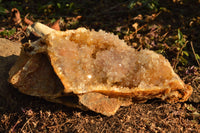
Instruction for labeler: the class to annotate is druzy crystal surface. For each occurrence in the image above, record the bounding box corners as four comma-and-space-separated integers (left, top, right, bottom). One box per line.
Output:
9, 24, 193, 116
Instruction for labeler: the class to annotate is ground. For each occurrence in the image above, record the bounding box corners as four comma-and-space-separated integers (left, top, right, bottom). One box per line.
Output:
0, 0, 200, 132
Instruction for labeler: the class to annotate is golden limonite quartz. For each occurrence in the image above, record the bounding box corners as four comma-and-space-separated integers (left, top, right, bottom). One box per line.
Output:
9, 23, 193, 116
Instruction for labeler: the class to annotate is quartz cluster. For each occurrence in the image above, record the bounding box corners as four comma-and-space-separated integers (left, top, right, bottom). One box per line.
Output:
9, 23, 193, 116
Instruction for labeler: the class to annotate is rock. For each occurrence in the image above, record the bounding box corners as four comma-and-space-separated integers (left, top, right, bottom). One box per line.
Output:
0, 38, 21, 57
8, 23, 193, 116
79, 92, 122, 116
0, 38, 21, 107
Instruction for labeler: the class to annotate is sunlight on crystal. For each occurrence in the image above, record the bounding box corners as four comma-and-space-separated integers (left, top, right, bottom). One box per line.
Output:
87, 75, 92, 79
46, 28, 178, 94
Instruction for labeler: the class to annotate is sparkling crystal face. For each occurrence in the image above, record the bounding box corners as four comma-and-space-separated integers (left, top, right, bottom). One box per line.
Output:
36, 28, 191, 101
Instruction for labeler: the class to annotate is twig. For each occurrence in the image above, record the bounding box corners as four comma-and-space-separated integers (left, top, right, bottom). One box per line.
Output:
21, 116, 34, 133
10, 119, 22, 133
136, 44, 143, 51
132, 24, 148, 51
47, 119, 71, 129
173, 41, 188, 70
133, 24, 147, 35
100, 117, 111, 133
190, 41, 200, 67
13, 30, 26, 41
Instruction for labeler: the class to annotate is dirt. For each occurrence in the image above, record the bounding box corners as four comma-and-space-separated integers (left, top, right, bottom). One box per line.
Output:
0, 0, 200, 132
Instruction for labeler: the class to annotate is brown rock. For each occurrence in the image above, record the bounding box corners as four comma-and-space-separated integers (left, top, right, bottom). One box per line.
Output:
8, 51, 64, 98
0, 38, 21, 106
0, 38, 21, 57
79, 92, 121, 116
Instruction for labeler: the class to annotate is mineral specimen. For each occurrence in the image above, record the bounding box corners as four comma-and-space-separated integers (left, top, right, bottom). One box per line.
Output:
8, 22, 193, 116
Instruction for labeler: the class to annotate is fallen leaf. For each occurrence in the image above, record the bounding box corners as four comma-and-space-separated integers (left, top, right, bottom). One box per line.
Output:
76, 16, 82, 20
11, 8, 21, 25
24, 15, 33, 25
50, 19, 60, 31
